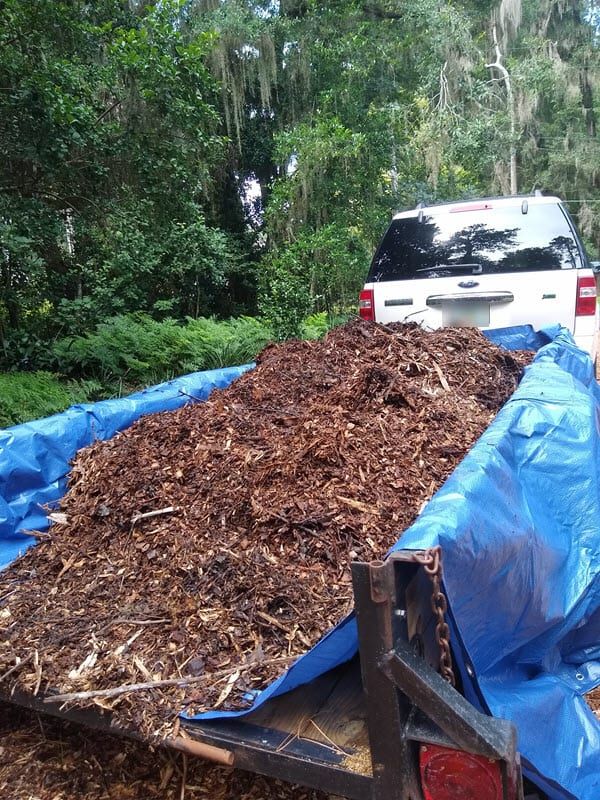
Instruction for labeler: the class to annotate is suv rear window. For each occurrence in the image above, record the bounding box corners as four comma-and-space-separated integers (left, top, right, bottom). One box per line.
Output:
368, 203, 582, 282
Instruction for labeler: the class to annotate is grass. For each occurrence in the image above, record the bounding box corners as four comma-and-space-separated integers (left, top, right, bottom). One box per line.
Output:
0, 372, 100, 428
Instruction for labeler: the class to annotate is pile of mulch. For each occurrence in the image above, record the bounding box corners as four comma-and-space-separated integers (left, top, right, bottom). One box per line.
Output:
0, 702, 326, 800
586, 689, 600, 718
0, 321, 531, 741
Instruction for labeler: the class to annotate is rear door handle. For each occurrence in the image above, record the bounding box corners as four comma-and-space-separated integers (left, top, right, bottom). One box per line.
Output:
426, 292, 514, 306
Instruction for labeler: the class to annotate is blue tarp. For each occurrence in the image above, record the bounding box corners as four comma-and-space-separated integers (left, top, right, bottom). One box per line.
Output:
0, 365, 251, 570
1, 324, 599, 799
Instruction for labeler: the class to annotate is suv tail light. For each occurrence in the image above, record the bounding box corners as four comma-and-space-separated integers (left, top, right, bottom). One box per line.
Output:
576, 275, 597, 316
420, 744, 510, 800
359, 288, 375, 321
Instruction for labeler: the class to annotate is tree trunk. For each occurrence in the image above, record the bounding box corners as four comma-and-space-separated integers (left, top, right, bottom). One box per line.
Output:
2, 259, 20, 329
580, 64, 597, 138
487, 27, 518, 195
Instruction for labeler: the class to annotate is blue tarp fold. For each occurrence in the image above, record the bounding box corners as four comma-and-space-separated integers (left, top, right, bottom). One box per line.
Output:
0, 365, 251, 570
1, 325, 599, 799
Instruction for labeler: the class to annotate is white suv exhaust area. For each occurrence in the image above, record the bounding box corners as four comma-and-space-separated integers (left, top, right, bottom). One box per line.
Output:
360, 195, 598, 358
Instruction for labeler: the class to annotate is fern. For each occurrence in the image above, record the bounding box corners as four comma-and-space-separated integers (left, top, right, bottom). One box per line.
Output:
0, 372, 97, 427
51, 314, 274, 383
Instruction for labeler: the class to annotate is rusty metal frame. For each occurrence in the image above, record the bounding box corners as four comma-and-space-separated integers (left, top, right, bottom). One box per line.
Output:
352, 551, 524, 800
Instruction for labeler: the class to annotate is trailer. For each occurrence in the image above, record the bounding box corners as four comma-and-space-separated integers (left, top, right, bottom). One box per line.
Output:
3, 546, 525, 800
1, 323, 599, 800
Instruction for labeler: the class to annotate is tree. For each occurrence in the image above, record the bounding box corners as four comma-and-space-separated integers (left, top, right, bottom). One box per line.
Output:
0, 0, 238, 349
1, 0, 599, 367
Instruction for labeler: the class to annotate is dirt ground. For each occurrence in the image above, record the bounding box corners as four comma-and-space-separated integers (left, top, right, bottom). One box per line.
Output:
0, 702, 328, 800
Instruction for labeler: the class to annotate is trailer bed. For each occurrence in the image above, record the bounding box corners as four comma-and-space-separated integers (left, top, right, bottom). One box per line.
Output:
3, 656, 372, 799
2, 554, 528, 800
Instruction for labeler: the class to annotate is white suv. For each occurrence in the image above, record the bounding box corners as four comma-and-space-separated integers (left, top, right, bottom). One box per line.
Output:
359, 194, 598, 356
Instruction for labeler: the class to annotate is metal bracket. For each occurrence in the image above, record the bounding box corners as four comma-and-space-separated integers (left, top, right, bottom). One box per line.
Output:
352, 551, 523, 800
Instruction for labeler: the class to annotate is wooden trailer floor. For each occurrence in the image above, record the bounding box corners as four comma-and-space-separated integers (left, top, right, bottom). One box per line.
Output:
187, 656, 372, 798
2, 656, 373, 800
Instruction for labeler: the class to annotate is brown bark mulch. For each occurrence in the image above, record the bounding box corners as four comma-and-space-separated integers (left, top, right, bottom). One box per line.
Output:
586, 687, 600, 717
0, 321, 531, 741
0, 702, 326, 800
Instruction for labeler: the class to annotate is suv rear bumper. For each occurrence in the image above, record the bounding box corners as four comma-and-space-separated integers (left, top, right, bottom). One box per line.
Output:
573, 333, 597, 359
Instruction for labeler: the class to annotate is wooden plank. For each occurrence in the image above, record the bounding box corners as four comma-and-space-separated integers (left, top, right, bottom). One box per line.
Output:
245, 662, 346, 736
297, 658, 368, 751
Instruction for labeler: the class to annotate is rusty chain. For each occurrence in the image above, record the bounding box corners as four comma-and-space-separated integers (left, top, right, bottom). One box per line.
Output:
409, 545, 455, 687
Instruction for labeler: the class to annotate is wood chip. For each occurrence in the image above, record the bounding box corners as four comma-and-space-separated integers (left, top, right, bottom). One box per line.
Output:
0, 321, 532, 741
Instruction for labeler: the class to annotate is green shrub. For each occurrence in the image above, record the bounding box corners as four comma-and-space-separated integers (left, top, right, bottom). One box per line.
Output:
51, 315, 188, 384
50, 314, 275, 385
301, 312, 351, 340
259, 249, 312, 340
258, 224, 368, 340
180, 316, 274, 372
0, 372, 99, 428
1, 312, 346, 427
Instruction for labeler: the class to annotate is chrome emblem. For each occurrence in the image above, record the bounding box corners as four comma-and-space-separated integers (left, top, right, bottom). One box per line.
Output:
458, 280, 479, 288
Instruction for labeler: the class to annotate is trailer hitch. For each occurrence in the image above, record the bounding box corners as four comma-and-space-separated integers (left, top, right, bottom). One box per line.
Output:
352, 549, 524, 800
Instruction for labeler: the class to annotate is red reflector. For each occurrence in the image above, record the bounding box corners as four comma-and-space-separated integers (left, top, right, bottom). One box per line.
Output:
576, 275, 597, 316
449, 202, 493, 213
420, 744, 503, 800
359, 288, 375, 321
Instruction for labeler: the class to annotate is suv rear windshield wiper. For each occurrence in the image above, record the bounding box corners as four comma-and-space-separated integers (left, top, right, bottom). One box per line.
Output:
415, 263, 482, 274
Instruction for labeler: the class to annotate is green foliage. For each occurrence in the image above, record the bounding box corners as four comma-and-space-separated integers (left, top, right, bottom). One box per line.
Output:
180, 316, 274, 372
0, 0, 229, 349
50, 314, 275, 385
52, 315, 187, 384
1, 0, 599, 374
77, 199, 239, 320
259, 249, 313, 340
259, 223, 369, 338
302, 312, 350, 340
0, 372, 99, 428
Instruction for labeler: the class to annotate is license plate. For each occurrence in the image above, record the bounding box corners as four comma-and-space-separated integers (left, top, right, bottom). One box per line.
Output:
442, 302, 490, 327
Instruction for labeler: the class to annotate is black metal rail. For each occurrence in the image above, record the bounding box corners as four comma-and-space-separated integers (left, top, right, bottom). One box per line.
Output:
352, 552, 523, 800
